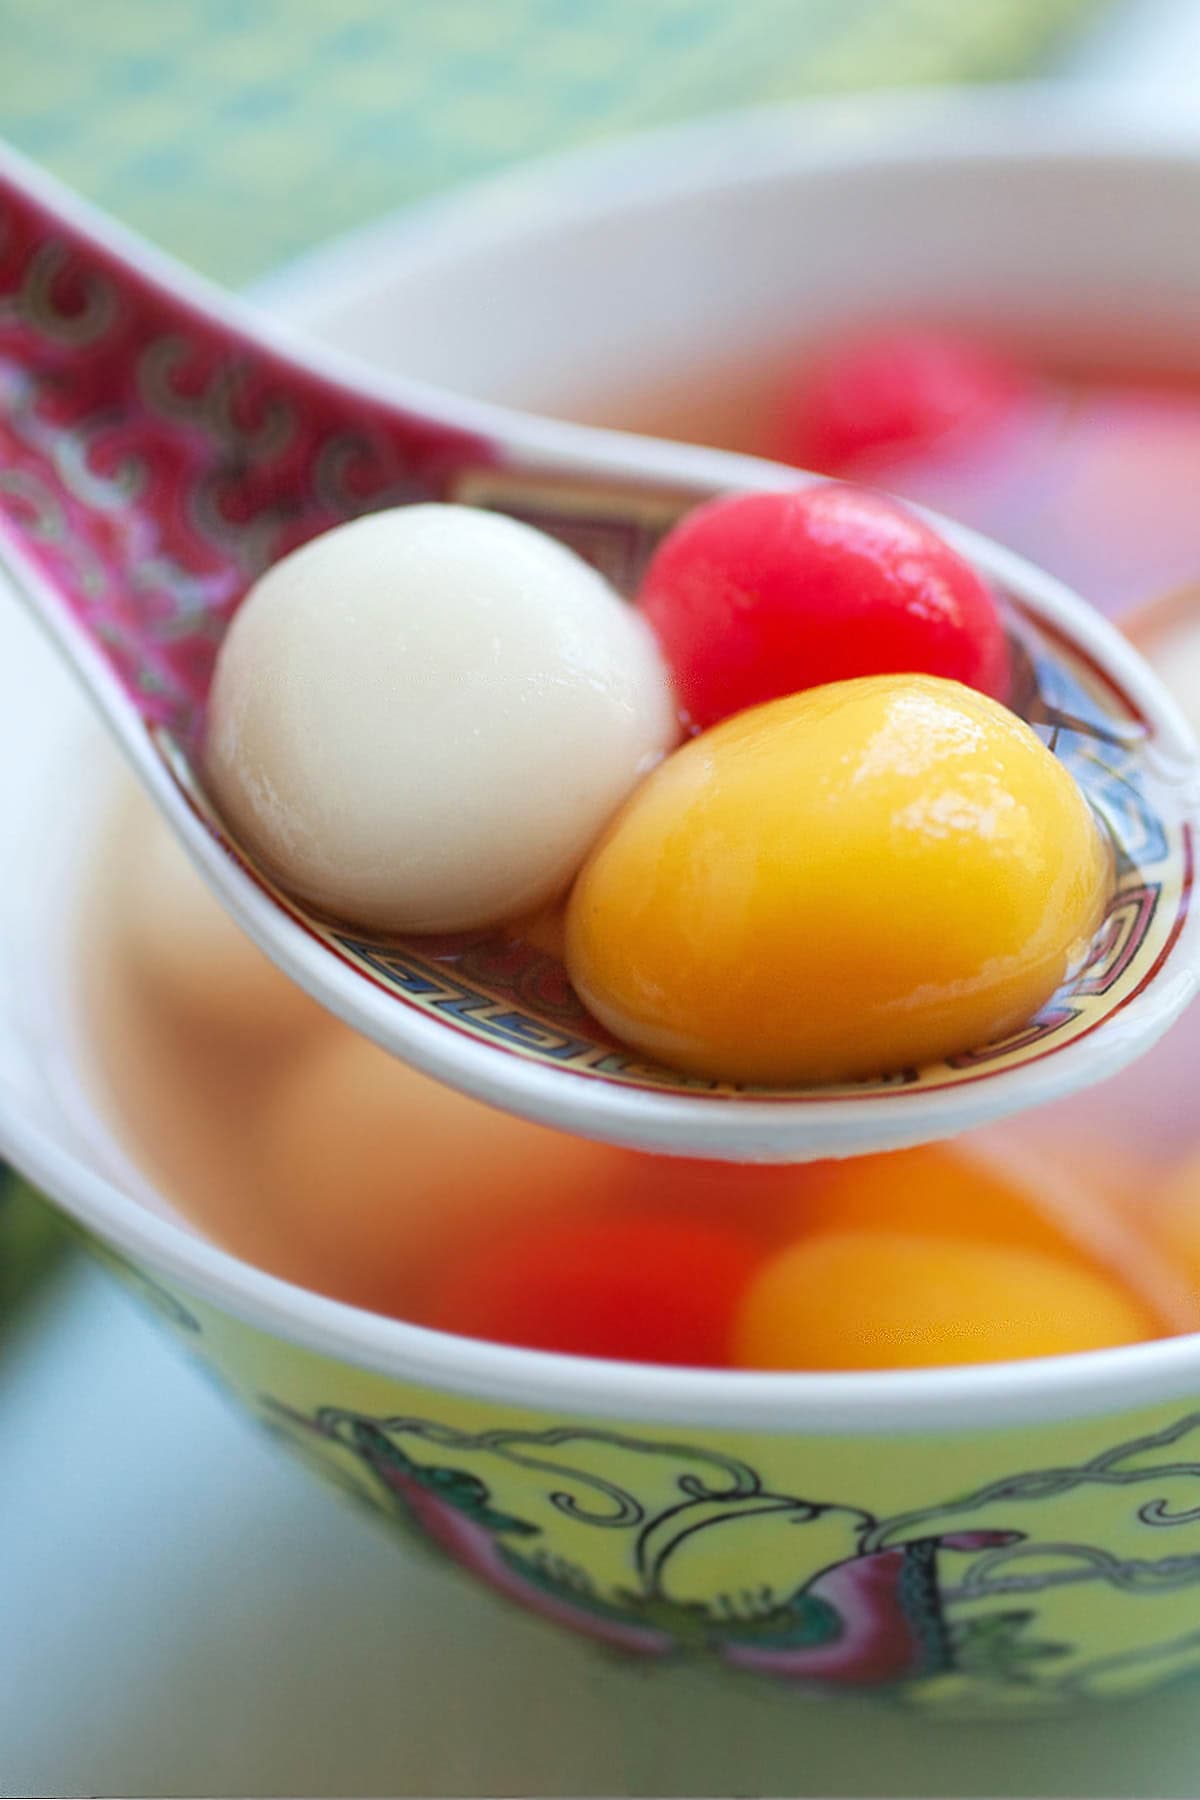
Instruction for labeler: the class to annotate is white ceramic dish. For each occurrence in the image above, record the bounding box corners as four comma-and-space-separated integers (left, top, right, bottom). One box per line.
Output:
265, 83, 1200, 402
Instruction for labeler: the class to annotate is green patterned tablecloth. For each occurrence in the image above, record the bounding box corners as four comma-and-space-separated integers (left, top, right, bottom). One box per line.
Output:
4, 0, 1105, 285
0, 0, 1107, 1324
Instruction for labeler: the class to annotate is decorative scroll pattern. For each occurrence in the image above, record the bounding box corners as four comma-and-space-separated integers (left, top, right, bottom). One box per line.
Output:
261, 1398, 1200, 1703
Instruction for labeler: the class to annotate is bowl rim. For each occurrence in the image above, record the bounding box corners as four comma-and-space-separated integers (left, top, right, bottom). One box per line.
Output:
11, 80, 1200, 1436
257, 77, 1200, 326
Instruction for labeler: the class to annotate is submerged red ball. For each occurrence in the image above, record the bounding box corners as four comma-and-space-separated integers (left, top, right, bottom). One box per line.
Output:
772, 327, 1031, 472
425, 1214, 763, 1366
638, 484, 1010, 730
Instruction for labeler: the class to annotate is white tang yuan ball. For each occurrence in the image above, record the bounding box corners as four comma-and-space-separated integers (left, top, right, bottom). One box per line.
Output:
204, 505, 679, 933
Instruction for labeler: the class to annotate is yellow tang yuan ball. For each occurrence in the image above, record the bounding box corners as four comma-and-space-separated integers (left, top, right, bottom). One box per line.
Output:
566, 674, 1111, 1086
733, 1229, 1158, 1371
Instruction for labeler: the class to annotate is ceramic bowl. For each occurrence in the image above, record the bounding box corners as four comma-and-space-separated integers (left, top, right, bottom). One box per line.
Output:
7, 86, 1200, 1714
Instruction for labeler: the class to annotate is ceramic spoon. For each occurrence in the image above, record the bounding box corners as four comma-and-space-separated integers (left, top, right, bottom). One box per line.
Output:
1, 139, 1198, 1164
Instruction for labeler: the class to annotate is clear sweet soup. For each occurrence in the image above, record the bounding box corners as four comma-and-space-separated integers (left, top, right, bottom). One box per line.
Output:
81, 328, 1200, 1371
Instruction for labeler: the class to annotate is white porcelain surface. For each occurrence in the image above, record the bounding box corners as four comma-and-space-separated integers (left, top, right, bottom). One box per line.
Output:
265, 82, 1200, 400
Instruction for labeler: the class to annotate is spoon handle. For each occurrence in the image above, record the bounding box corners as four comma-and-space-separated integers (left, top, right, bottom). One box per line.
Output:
0, 141, 491, 741
0, 141, 741, 747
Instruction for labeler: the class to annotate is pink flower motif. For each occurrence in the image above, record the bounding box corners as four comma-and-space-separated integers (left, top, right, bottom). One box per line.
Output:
723, 1530, 1021, 1686
380, 1460, 674, 1658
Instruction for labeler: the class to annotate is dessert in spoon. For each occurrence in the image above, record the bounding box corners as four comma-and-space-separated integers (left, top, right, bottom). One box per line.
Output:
1, 139, 1196, 1161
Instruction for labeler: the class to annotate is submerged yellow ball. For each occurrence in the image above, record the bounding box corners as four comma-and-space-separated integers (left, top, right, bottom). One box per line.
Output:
732, 1230, 1157, 1370
565, 674, 1111, 1086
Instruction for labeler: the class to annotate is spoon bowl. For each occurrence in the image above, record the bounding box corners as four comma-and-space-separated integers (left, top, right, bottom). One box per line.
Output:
1, 137, 1198, 1162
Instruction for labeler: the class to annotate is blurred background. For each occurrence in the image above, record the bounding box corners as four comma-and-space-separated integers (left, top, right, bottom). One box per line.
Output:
5, 0, 1200, 1794
0, 0, 1117, 286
